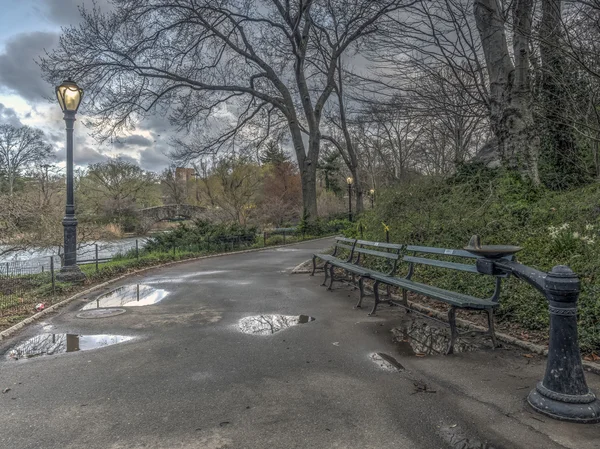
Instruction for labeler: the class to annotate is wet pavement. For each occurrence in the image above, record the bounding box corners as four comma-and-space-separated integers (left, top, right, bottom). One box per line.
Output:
0, 238, 598, 449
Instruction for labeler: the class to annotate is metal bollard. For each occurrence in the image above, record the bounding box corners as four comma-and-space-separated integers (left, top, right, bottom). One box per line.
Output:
472, 242, 600, 423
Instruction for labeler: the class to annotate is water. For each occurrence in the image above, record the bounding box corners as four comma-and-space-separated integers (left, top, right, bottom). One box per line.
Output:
393, 319, 480, 356
5, 333, 134, 360
0, 237, 149, 271
239, 315, 315, 335
81, 284, 169, 310
370, 352, 405, 371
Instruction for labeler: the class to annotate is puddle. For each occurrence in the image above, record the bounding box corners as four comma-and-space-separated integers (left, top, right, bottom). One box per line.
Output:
439, 424, 500, 449
5, 333, 134, 360
239, 315, 315, 335
393, 320, 480, 356
81, 284, 168, 310
370, 352, 405, 371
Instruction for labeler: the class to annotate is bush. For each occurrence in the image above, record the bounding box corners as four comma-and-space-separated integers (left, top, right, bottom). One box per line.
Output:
144, 220, 257, 252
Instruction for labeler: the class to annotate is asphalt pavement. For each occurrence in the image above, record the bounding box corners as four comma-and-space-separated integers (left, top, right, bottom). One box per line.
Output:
1, 238, 598, 449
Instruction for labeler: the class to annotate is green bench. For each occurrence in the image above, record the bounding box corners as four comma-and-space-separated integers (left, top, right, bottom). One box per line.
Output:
325, 240, 403, 307
311, 237, 357, 286
369, 245, 512, 354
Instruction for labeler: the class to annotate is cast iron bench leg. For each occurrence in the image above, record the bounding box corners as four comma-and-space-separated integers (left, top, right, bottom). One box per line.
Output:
321, 262, 330, 286
447, 306, 458, 355
311, 255, 317, 276
327, 264, 335, 290
486, 308, 498, 349
402, 289, 410, 312
369, 281, 381, 316
355, 277, 365, 308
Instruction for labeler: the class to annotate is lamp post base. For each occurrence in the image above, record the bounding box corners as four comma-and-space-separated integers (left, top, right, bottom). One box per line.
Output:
528, 383, 600, 423
56, 265, 86, 283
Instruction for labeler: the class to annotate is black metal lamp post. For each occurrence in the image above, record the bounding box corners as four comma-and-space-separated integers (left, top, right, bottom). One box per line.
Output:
55, 79, 85, 283
369, 188, 375, 208
466, 236, 600, 423
346, 177, 353, 222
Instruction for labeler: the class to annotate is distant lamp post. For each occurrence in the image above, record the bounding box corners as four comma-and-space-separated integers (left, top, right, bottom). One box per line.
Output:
346, 177, 353, 222
369, 188, 375, 208
55, 78, 85, 282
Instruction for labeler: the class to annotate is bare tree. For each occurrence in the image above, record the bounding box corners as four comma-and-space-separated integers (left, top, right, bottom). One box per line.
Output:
41, 0, 405, 221
0, 124, 53, 195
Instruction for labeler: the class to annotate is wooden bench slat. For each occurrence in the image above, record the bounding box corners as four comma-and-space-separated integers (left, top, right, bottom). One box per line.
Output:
403, 256, 479, 273
355, 240, 403, 250
354, 247, 399, 259
406, 245, 479, 259
371, 274, 496, 309
335, 237, 356, 244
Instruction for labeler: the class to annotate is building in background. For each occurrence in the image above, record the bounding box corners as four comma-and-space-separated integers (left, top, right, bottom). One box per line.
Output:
175, 167, 195, 182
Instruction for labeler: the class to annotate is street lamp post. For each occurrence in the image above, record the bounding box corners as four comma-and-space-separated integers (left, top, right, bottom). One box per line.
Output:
346, 177, 353, 222
369, 188, 375, 208
55, 79, 85, 283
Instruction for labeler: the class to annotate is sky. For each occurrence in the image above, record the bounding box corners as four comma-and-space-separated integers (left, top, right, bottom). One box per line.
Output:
0, 0, 174, 172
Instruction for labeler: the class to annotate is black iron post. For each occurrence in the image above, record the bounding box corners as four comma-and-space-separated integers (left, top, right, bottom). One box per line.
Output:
475, 256, 600, 423
95, 244, 99, 272
56, 110, 85, 282
136, 239, 139, 260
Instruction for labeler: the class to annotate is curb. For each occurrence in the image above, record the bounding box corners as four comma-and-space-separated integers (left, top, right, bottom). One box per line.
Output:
306, 263, 600, 376
0, 236, 334, 342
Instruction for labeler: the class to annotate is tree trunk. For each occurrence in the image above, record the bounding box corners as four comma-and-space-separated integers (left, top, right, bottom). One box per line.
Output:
509, 0, 540, 184
539, 0, 581, 188
288, 115, 318, 221
474, 0, 540, 184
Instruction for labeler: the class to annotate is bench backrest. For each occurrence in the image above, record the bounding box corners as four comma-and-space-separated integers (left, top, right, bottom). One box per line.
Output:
353, 240, 403, 275
331, 237, 357, 262
403, 245, 513, 302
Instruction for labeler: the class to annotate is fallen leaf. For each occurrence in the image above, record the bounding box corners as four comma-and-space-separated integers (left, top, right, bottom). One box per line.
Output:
332, 342, 340, 346
2, 388, 11, 394
522, 354, 534, 358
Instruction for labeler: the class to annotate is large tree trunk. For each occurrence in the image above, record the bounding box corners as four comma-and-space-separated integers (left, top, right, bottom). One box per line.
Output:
539, 0, 580, 188
474, 0, 540, 184
509, 0, 540, 184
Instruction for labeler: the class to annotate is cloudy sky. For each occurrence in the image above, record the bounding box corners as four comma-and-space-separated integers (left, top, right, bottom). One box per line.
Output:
0, 0, 174, 172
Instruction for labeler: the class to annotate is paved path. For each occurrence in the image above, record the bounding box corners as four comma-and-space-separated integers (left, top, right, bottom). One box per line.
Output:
1, 239, 598, 449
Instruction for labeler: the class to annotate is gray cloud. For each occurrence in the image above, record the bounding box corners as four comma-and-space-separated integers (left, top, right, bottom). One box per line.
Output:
113, 134, 153, 148
43, 0, 113, 26
139, 146, 172, 173
0, 103, 23, 127
55, 145, 107, 167
0, 31, 59, 102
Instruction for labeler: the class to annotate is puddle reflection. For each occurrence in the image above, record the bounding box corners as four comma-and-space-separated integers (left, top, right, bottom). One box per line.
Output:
239, 314, 315, 335
81, 284, 168, 310
394, 320, 479, 355
371, 352, 405, 371
6, 333, 134, 360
